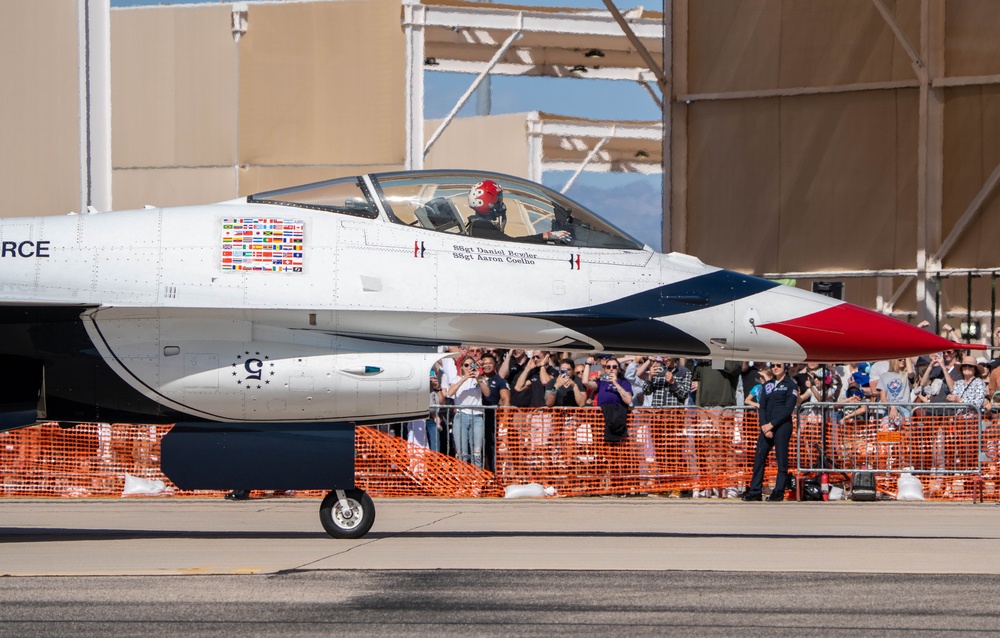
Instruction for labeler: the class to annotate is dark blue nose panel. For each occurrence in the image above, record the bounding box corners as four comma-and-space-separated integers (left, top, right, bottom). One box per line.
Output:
527, 270, 778, 355
568, 270, 778, 320
544, 316, 710, 355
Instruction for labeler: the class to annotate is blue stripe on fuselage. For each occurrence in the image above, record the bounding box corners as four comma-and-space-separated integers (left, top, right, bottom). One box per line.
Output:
550, 269, 780, 320
520, 270, 779, 356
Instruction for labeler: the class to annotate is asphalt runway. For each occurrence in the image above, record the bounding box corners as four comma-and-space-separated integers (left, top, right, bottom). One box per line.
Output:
2, 497, 1000, 636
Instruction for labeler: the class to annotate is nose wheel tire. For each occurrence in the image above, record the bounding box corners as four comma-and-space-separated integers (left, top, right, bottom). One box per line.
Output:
319, 489, 375, 539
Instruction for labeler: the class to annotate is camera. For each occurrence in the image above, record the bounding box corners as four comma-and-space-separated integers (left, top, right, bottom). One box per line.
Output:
600, 373, 611, 381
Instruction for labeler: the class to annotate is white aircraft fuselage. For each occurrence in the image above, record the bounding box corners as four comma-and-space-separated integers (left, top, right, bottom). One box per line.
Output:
0, 170, 963, 427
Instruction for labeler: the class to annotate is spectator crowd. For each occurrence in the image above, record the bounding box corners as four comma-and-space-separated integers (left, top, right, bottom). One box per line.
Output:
388, 322, 1000, 481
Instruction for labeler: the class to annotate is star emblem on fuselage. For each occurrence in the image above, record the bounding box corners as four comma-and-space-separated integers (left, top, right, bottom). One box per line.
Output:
231, 350, 272, 389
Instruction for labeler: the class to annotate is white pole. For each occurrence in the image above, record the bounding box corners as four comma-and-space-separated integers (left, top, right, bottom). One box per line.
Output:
90, 0, 112, 212
526, 112, 542, 182
78, 0, 112, 213
77, 0, 88, 214
561, 133, 612, 194
403, 2, 425, 170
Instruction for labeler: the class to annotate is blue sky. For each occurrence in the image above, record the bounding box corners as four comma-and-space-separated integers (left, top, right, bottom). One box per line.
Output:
111, 0, 666, 248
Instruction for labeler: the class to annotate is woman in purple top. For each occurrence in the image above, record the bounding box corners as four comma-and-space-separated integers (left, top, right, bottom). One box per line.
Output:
585, 357, 633, 406
585, 357, 633, 441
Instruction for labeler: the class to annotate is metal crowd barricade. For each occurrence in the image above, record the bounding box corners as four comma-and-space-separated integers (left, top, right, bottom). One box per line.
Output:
795, 401, 984, 499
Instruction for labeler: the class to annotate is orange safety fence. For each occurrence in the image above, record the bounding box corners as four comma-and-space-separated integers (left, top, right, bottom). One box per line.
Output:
0, 423, 203, 498
355, 426, 498, 497
2, 407, 1000, 500
793, 403, 991, 500
0, 422, 498, 499
494, 407, 760, 496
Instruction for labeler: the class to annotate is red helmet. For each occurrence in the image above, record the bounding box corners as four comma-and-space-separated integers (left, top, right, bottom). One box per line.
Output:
468, 180, 502, 215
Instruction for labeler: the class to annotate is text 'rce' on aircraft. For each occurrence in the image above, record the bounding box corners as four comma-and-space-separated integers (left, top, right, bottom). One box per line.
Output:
0, 170, 971, 537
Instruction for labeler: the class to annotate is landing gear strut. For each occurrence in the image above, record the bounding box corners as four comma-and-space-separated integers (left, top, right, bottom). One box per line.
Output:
319, 488, 375, 539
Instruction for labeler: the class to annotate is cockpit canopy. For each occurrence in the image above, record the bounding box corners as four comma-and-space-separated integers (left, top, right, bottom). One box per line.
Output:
247, 170, 645, 251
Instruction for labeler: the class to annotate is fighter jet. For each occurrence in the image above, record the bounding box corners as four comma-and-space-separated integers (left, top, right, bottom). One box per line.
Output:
0, 169, 972, 537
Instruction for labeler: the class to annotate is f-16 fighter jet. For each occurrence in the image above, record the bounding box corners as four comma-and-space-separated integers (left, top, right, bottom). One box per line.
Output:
0, 170, 972, 537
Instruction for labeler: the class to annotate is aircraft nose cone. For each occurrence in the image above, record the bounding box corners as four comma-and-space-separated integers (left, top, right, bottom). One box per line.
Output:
759, 303, 978, 362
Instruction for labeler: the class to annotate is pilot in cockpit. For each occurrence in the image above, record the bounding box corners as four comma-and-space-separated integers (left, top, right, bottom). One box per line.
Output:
465, 180, 572, 244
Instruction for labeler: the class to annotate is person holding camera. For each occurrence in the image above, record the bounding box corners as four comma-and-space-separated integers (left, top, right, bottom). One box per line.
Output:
477, 353, 510, 471
545, 358, 587, 407
798, 362, 842, 403
917, 349, 961, 403
584, 357, 633, 442
582, 357, 633, 406
544, 359, 589, 461
446, 355, 485, 468
516, 351, 557, 456
637, 356, 690, 408
514, 351, 555, 407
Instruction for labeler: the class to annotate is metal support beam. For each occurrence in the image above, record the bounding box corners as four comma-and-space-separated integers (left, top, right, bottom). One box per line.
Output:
915, 0, 946, 325
668, 0, 687, 254
426, 59, 659, 82
876, 277, 891, 314
561, 134, 612, 193
934, 73, 1000, 88
932, 160, 1000, 264
423, 24, 523, 157
403, 2, 425, 169
887, 277, 913, 312
601, 0, 668, 91
660, 0, 673, 253
871, 0, 926, 82
762, 267, 1000, 280
407, 1, 661, 38
526, 112, 543, 183
678, 79, 919, 103
637, 79, 663, 110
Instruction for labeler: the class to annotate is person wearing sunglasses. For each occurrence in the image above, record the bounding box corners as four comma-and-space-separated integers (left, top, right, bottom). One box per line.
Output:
584, 357, 633, 442
445, 355, 485, 468
743, 362, 798, 502
478, 353, 510, 471
583, 358, 633, 405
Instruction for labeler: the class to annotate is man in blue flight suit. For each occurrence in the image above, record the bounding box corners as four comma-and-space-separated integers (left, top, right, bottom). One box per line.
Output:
742, 362, 799, 502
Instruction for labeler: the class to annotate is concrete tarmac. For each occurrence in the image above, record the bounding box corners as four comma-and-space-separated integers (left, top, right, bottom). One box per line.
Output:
3, 497, 1000, 636
2, 497, 1000, 575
